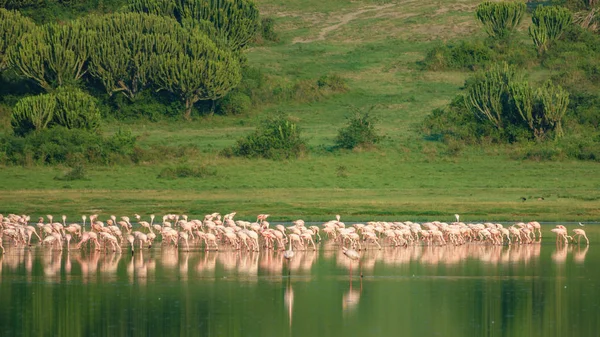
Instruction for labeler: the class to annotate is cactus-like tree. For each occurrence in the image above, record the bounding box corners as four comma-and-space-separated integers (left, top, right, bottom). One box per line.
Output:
86, 13, 182, 100
151, 31, 242, 119
128, 0, 260, 51
11, 87, 100, 136
7, 20, 91, 90
0, 8, 35, 71
476, 1, 526, 41
529, 6, 573, 55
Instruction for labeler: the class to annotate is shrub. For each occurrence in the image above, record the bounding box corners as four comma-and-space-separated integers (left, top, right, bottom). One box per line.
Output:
54, 163, 88, 181
0, 126, 136, 165
317, 74, 348, 92
157, 164, 217, 179
223, 113, 306, 160
422, 41, 494, 71
10, 87, 101, 136
335, 108, 382, 150
422, 95, 495, 143
217, 91, 252, 115
260, 17, 279, 42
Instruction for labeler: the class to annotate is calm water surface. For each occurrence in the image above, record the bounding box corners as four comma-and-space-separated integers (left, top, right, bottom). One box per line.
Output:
1, 224, 599, 337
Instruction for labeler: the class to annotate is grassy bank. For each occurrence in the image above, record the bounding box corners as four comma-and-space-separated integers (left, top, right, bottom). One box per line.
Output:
0, 0, 598, 221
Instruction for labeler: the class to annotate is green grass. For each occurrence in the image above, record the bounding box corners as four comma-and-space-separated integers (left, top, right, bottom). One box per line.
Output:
1, 0, 598, 222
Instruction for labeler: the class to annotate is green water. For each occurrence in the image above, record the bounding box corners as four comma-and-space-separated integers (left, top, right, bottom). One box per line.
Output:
1, 227, 599, 337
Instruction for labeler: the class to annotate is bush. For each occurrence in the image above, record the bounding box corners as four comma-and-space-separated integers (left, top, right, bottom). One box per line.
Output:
421, 41, 494, 71
317, 74, 348, 92
0, 126, 136, 165
217, 91, 252, 115
260, 17, 279, 42
422, 95, 496, 143
335, 108, 382, 150
223, 113, 306, 160
157, 164, 217, 179
54, 163, 88, 181
10, 87, 101, 136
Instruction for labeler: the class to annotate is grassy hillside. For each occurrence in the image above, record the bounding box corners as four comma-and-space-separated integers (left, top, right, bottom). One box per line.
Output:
0, 0, 598, 222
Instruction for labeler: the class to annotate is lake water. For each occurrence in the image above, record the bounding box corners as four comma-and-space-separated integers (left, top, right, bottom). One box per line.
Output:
1, 224, 598, 337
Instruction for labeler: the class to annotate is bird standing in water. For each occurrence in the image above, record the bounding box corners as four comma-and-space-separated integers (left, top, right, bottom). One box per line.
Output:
342, 247, 362, 278
283, 238, 295, 275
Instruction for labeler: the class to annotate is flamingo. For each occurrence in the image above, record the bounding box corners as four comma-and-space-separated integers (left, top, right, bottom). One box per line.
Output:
572, 228, 589, 246
283, 239, 295, 261
342, 246, 362, 278
283, 236, 295, 275
126, 234, 135, 255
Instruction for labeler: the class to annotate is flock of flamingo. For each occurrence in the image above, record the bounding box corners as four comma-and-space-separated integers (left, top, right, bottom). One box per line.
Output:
0, 213, 590, 260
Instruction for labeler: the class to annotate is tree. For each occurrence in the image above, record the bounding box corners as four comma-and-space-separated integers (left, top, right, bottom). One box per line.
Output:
529, 6, 573, 55
536, 80, 569, 139
128, 0, 260, 51
151, 32, 241, 119
476, 1, 526, 41
0, 8, 35, 71
85, 13, 182, 100
7, 20, 91, 90
465, 62, 519, 130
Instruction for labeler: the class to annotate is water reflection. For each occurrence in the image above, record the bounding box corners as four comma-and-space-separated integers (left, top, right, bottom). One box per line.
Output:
0, 237, 598, 337
0, 242, 589, 280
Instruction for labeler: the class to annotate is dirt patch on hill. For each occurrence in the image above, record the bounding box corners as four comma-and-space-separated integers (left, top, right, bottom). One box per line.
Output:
292, 4, 396, 44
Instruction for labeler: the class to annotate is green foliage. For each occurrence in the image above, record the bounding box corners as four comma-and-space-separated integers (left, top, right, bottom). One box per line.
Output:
157, 164, 217, 179
316, 74, 348, 92
11, 87, 101, 136
466, 62, 520, 130
0, 126, 136, 165
0, 9, 36, 71
422, 95, 489, 144
127, 0, 260, 51
529, 6, 573, 54
223, 113, 306, 160
7, 20, 91, 90
151, 31, 242, 119
0, 0, 42, 9
427, 62, 571, 144
476, 1, 526, 41
334, 108, 382, 150
54, 163, 88, 181
536, 80, 569, 139
422, 40, 495, 71
465, 63, 570, 141
260, 17, 279, 42
85, 12, 183, 100
11, 93, 56, 135
217, 90, 252, 115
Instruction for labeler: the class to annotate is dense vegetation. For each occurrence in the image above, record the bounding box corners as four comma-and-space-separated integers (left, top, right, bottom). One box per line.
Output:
0, 0, 599, 220
422, 1, 600, 160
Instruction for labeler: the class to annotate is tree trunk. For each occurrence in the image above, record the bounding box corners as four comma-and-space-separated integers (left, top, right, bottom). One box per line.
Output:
184, 98, 193, 120
184, 95, 199, 120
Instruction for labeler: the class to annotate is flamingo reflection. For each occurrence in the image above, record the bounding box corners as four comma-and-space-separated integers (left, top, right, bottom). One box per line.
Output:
284, 279, 294, 329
